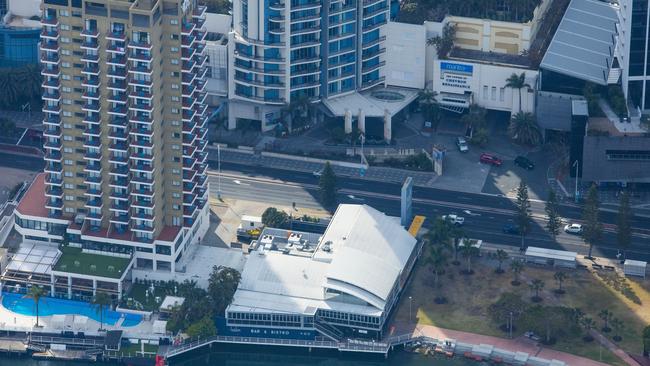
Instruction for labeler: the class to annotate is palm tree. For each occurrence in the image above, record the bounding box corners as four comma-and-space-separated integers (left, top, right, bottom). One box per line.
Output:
425, 218, 452, 248
0, 71, 20, 108
510, 260, 524, 286
495, 249, 509, 274
599, 309, 613, 333
281, 96, 313, 133
529, 279, 545, 302
418, 89, 440, 128
92, 292, 112, 331
508, 112, 541, 146
449, 226, 465, 265
611, 318, 624, 342
459, 241, 479, 274
505, 72, 530, 112
25, 286, 47, 328
581, 317, 596, 342
426, 246, 449, 303
553, 271, 567, 294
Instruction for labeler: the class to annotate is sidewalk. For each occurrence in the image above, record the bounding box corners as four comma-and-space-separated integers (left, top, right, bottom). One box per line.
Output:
207, 147, 437, 187
392, 322, 615, 366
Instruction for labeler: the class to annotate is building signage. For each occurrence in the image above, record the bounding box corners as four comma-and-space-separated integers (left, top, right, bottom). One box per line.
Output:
440, 61, 473, 90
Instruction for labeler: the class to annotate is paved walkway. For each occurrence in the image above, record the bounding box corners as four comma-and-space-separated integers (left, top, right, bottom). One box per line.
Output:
590, 329, 642, 366
392, 322, 615, 366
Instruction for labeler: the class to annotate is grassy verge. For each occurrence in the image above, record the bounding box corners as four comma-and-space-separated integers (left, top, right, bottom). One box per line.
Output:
393, 258, 650, 366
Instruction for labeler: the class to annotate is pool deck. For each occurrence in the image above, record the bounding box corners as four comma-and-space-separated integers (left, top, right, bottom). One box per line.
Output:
0, 295, 163, 340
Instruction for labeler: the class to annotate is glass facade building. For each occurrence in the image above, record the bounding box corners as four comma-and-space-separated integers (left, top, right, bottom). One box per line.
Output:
0, 25, 40, 67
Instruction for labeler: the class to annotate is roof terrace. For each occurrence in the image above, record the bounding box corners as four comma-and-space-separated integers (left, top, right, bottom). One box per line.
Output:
53, 246, 132, 279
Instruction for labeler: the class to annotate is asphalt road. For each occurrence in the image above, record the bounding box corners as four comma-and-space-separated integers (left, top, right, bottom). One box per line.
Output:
1, 151, 649, 261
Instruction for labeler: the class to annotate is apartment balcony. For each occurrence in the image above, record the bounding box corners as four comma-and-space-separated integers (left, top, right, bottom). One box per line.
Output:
268, 27, 285, 35
182, 145, 196, 158
85, 197, 103, 209
82, 90, 100, 100
182, 59, 195, 72
131, 224, 154, 233
85, 211, 102, 220
109, 153, 129, 164
107, 43, 127, 55
43, 91, 61, 102
84, 175, 102, 185
183, 193, 197, 206
362, 18, 387, 32
109, 142, 129, 152
129, 114, 153, 125
363, 5, 388, 19
45, 199, 64, 210
291, 0, 321, 11
194, 54, 207, 69
193, 5, 207, 18
110, 213, 130, 224
291, 25, 320, 36
361, 75, 385, 89
83, 126, 101, 137
42, 78, 60, 90
40, 40, 59, 52
193, 16, 206, 30
195, 79, 206, 92
42, 104, 61, 114
131, 198, 154, 209
108, 105, 128, 116
109, 165, 129, 176
194, 30, 207, 43
131, 174, 154, 185
128, 78, 153, 88
107, 68, 128, 79
131, 186, 154, 197
107, 55, 127, 66
41, 17, 58, 27
43, 115, 61, 126
130, 90, 153, 100
82, 76, 100, 88
195, 66, 208, 79
108, 79, 127, 91
80, 39, 99, 51
109, 177, 129, 188
129, 65, 153, 76
182, 97, 196, 110
109, 189, 129, 200
131, 138, 153, 148
78, 52, 99, 65
83, 137, 101, 148
130, 127, 153, 138
82, 101, 101, 113
128, 40, 152, 51
86, 188, 103, 197
81, 27, 99, 37
182, 132, 196, 146
181, 47, 196, 61
182, 108, 196, 122
130, 102, 153, 113
361, 60, 386, 73
83, 114, 101, 125
132, 163, 154, 173
44, 150, 62, 162
83, 150, 102, 161
41, 66, 60, 77
182, 72, 196, 85
43, 139, 62, 150
84, 161, 102, 173
132, 211, 154, 221
45, 174, 63, 186
362, 47, 386, 61
108, 129, 128, 140
195, 162, 207, 176
182, 168, 196, 182
44, 162, 63, 174
182, 84, 195, 98
182, 22, 195, 36
130, 151, 154, 161
128, 52, 152, 63
107, 92, 128, 104
41, 53, 59, 65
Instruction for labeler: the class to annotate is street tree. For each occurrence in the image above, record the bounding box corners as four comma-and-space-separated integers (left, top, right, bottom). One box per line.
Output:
319, 162, 337, 209
488, 292, 528, 333
515, 181, 532, 251
598, 309, 613, 333
25, 286, 46, 328
553, 271, 567, 294
643, 325, 650, 356
505, 72, 531, 112
529, 279, 545, 302
418, 89, 441, 128
495, 249, 509, 274
200, 0, 232, 14
426, 246, 449, 304
261, 207, 289, 229
92, 292, 112, 331
426, 218, 452, 248
617, 191, 632, 261
582, 185, 603, 259
449, 225, 465, 265
208, 266, 241, 316
186, 316, 217, 338
545, 190, 562, 240
508, 112, 541, 146
510, 260, 524, 286
459, 241, 479, 274
611, 318, 624, 342
580, 317, 596, 342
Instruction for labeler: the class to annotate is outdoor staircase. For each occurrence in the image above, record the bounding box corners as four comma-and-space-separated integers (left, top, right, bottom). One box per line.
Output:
314, 320, 344, 342
439, 104, 465, 114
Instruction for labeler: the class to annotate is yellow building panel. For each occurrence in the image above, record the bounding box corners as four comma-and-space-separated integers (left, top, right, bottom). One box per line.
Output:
408, 215, 426, 237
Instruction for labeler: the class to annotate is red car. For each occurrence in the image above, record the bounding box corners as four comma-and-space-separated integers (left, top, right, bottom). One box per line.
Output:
480, 153, 502, 166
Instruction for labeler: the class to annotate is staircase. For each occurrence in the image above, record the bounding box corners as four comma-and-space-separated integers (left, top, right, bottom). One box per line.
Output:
314, 320, 344, 342
607, 67, 621, 84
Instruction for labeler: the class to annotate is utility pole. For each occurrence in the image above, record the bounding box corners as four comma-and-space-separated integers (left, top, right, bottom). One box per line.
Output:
359, 133, 365, 165
509, 311, 513, 338
408, 296, 412, 323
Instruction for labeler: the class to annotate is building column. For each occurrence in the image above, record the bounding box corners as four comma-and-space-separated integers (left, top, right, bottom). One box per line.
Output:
153, 259, 158, 271
67, 276, 72, 299
344, 109, 352, 134
227, 106, 237, 130
383, 109, 392, 141
92, 279, 97, 297
357, 108, 365, 135
50, 273, 55, 297
117, 281, 122, 300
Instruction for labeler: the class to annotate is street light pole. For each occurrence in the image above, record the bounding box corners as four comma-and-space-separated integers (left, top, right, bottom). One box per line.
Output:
359, 133, 365, 165
217, 144, 222, 200
408, 296, 412, 323
509, 311, 513, 338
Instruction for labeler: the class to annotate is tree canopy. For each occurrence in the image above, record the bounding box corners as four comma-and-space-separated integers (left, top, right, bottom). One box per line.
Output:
398, 0, 543, 25
261, 207, 290, 229
319, 162, 337, 208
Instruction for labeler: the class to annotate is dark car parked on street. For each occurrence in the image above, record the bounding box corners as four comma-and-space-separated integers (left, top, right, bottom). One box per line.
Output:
514, 156, 535, 170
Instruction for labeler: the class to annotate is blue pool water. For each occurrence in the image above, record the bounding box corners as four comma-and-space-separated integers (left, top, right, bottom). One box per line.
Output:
2, 292, 142, 327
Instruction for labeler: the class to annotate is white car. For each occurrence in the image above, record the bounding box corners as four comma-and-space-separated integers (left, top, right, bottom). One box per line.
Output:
313, 169, 323, 177
564, 223, 583, 235
456, 137, 469, 152
442, 214, 465, 226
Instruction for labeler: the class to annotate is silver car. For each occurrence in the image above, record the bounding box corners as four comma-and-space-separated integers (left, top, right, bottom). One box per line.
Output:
456, 137, 469, 152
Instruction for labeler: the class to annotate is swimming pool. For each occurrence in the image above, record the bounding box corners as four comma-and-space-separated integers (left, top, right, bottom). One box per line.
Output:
2, 292, 142, 327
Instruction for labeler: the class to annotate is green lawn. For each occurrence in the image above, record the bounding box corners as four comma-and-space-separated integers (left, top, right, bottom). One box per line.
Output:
394, 258, 650, 366
53, 246, 131, 279
119, 341, 158, 356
